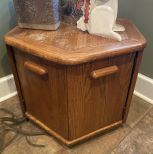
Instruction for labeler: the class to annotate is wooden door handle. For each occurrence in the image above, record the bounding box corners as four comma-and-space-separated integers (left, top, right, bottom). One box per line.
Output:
24, 61, 48, 76
91, 65, 119, 79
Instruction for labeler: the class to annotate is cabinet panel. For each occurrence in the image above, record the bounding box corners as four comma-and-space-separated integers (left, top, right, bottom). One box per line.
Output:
67, 53, 135, 140
14, 50, 68, 139
5, 19, 146, 145
14, 50, 135, 141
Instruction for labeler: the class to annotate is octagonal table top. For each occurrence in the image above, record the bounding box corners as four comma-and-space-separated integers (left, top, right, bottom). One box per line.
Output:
5, 19, 146, 65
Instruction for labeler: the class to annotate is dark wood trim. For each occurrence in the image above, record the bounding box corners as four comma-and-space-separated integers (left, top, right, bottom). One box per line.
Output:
6, 45, 26, 114
123, 51, 143, 122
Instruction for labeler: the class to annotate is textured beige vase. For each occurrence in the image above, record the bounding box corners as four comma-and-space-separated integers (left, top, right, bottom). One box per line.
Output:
13, 0, 60, 30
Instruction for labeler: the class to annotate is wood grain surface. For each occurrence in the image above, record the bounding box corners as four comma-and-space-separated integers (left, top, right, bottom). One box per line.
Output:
5, 19, 146, 145
14, 50, 69, 139
13, 49, 135, 141
26, 112, 122, 146
5, 19, 146, 65
67, 53, 135, 140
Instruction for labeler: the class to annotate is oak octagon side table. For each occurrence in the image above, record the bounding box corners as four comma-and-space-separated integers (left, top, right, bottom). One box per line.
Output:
5, 19, 146, 146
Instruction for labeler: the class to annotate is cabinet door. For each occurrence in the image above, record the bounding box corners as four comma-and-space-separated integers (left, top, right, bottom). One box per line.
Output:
14, 50, 68, 139
67, 53, 135, 140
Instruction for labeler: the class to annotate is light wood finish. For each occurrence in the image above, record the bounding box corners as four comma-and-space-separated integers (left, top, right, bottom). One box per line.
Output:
26, 112, 122, 146
5, 19, 146, 65
24, 61, 48, 76
5, 18, 146, 146
91, 65, 119, 79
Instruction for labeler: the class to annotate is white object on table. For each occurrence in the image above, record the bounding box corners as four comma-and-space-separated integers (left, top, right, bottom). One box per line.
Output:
77, 0, 125, 41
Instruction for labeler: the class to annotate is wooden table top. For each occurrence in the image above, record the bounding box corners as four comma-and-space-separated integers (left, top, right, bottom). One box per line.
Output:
5, 19, 146, 65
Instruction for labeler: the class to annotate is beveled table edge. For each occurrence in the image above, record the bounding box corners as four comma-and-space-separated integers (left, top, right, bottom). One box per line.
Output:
4, 19, 147, 65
